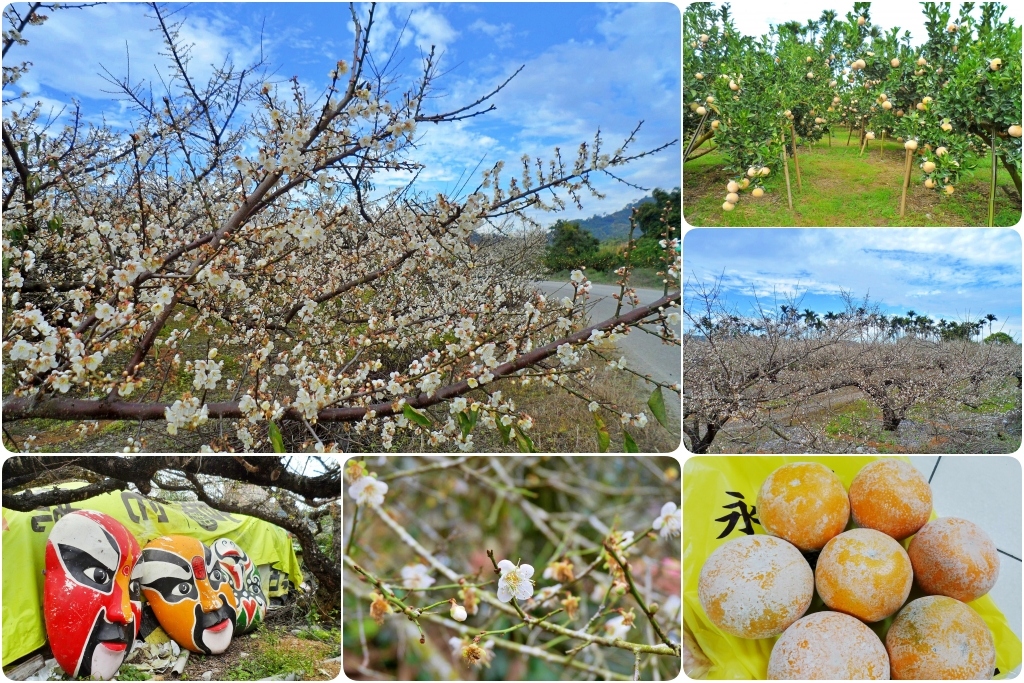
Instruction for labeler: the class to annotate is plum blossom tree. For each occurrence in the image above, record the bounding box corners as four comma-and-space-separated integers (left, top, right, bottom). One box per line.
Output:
1, 3, 679, 452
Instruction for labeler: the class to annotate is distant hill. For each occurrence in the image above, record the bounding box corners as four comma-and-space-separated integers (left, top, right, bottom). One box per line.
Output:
566, 195, 656, 242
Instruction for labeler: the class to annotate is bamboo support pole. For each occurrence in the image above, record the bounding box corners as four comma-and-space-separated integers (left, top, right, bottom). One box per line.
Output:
790, 124, 802, 191
847, 122, 853, 146
860, 134, 868, 156
828, 127, 832, 147
684, 110, 711, 161
899, 148, 913, 218
879, 130, 885, 158
989, 132, 997, 227
782, 147, 794, 210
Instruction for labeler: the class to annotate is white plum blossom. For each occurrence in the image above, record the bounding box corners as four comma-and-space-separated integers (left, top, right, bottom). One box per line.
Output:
570, 270, 585, 284
653, 502, 680, 539
9, 339, 37, 361
349, 475, 388, 507
603, 615, 632, 640
95, 302, 116, 321
401, 563, 435, 590
496, 560, 535, 602
588, 401, 600, 412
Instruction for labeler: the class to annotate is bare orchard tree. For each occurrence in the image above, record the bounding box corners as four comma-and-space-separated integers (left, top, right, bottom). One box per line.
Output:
683, 278, 1021, 453
826, 329, 1021, 432
1, 3, 680, 452
682, 278, 864, 453
1, 455, 341, 615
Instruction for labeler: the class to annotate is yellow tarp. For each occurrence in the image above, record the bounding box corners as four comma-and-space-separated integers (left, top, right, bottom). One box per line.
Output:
684, 456, 1023, 680
2, 482, 304, 666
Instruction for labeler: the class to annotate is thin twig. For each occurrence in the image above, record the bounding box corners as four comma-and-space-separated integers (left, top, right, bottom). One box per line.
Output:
345, 503, 360, 558
370, 504, 678, 657
604, 541, 677, 653
377, 456, 473, 482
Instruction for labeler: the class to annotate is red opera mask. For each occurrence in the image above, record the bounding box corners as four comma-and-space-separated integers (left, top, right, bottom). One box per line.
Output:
138, 536, 236, 654
43, 510, 142, 680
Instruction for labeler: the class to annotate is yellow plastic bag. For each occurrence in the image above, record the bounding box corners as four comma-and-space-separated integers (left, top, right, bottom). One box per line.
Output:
683, 456, 1023, 680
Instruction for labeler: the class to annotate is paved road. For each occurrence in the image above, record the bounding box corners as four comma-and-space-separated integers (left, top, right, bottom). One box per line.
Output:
535, 280, 681, 391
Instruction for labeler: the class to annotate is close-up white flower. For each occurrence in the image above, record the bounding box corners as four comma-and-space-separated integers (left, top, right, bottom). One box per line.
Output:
603, 614, 632, 640
349, 475, 388, 507
400, 563, 435, 590
496, 559, 535, 602
653, 501, 680, 539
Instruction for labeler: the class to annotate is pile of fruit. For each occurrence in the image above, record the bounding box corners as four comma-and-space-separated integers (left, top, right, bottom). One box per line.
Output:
698, 460, 1001, 680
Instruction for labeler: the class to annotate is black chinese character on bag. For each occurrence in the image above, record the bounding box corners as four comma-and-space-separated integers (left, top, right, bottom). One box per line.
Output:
715, 491, 760, 538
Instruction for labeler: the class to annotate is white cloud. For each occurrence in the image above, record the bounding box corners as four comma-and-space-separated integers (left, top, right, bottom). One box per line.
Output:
7, 4, 263, 123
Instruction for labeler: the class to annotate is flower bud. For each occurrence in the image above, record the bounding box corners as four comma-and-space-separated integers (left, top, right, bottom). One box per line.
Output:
450, 599, 468, 622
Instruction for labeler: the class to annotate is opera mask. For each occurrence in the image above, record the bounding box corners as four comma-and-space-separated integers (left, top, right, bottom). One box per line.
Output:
137, 536, 236, 654
211, 538, 267, 633
43, 510, 142, 681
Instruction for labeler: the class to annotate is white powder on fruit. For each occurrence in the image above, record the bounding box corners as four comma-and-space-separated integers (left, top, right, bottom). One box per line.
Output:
768, 611, 889, 679
758, 462, 848, 550
698, 535, 813, 639
909, 517, 999, 601
886, 595, 995, 679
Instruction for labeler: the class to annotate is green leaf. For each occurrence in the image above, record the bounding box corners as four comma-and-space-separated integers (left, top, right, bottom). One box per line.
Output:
268, 421, 285, 453
623, 431, 639, 453
648, 387, 669, 429
402, 403, 433, 429
46, 216, 64, 236
594, 413, 610, 452
459, 407, 480, 438
19, 141, 28, 158
496, 417, 512, 445
513, 426, 536, 453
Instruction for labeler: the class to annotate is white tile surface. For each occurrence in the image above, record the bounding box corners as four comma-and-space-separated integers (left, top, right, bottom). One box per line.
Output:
927, 456, 1022, 558
907, 455, 939, 481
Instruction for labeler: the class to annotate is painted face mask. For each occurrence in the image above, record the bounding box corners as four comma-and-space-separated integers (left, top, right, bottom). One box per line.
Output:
138, 536, 236, 654
44, 510, 142, 681
211, 538, 267, 633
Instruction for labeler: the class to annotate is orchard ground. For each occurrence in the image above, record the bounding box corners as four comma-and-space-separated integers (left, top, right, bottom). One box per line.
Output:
698, 376, 1021, 455
684, 126, 1022, 227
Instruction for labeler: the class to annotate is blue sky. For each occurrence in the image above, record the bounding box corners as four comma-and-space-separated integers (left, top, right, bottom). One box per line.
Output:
3, 2, 681, 224
683, 229, 1024, 340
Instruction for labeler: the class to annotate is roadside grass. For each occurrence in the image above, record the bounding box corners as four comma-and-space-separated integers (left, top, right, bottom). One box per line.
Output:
546, 268, 668, 290
684, 126, 1022, 227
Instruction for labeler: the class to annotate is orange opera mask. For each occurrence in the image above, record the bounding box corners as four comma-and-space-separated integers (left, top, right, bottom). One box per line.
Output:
136, 535, 236, 654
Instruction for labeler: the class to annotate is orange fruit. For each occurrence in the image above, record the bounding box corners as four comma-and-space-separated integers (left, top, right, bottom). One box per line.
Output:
886, 595, 995, 679
757, 462, 849, 551
698, 535, 813, 639
768, 611, 889, 680
849, 459, 932, 540
908, 517, 1000, 602
816, 528, 913, 622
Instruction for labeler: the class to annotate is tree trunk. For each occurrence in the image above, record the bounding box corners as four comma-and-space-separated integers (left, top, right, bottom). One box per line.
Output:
999, 152, 1022, 197
881, 407, 902, 431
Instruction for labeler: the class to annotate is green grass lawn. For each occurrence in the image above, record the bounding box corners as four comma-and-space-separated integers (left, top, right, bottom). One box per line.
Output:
684, 127, 1022, 226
